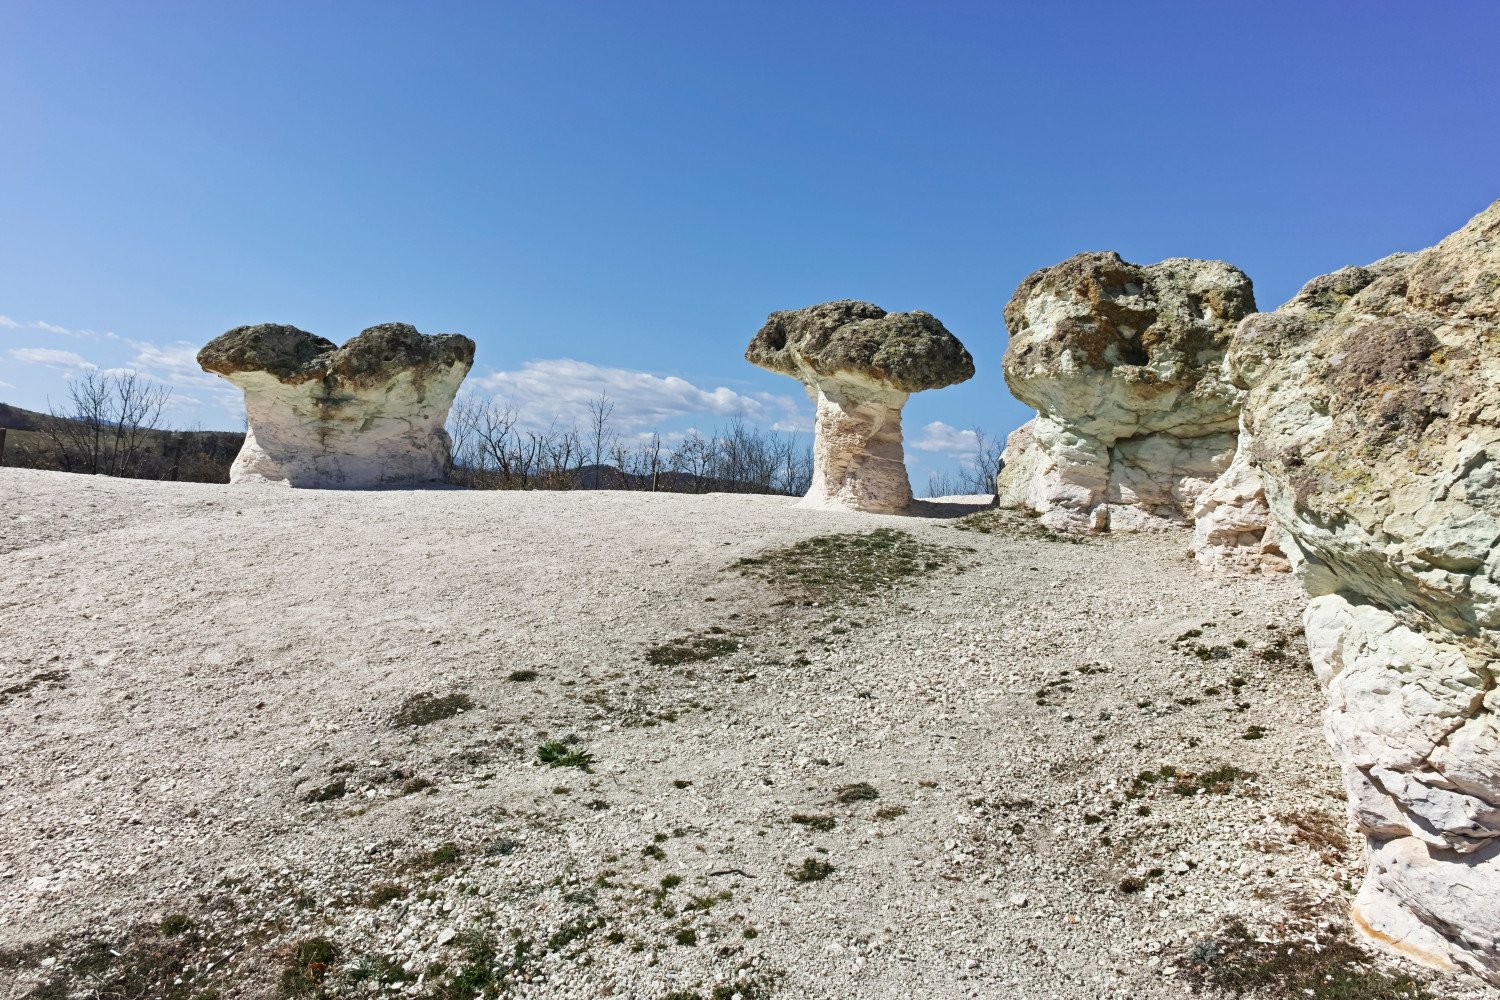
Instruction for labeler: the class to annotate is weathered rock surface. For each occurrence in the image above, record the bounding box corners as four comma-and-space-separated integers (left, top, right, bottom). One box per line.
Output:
199, 323, 475, 488
1232, 200, 1500, 981
1190, 420, 1290, 574
746, 300, 973, 513
996, 252, 1256, 532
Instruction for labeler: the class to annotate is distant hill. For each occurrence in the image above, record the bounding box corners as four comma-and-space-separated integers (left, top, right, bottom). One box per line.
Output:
0, 402, 243, 483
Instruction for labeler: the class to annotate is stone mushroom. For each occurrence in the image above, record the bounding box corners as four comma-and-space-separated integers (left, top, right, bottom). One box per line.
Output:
996, 252, 1258, 533
745, 300, 974, 513
198, 322, 475, 488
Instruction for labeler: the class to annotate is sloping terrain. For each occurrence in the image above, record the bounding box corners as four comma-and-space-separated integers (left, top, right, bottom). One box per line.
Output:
0, 469, 1481, 999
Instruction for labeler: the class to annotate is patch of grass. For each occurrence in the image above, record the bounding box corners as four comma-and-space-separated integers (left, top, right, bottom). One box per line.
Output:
536, 740, 594, 770
673, 779, 693, 789
1243, 725, 1270, 740
507, 668, 538, 682
280, 938, 339, 998
788, 858, 834, 883
674, 928, 698, 946
400, 776, 436, 795
409, 841, 461, 870
1172, 765, 1253, 796
1184, 919, 1431, 999
660, 874, 683, 890
645, 634, 742, 666
834, 782, 879, 804
874, 805, 908, 820
158, 914, 191, 937
392, 691, 474, 728
303, 779, 347, 803
484, 837, 521, 857
346, 954, 409, 986
366, 883, 407, 907
734, 528, 965, 606
791, 813, 836, 832
952, 508, 1091, 542
1129, 763, 1252, 798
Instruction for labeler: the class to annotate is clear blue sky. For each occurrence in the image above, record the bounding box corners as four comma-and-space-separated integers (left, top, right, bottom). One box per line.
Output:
2, 1, 1497, 481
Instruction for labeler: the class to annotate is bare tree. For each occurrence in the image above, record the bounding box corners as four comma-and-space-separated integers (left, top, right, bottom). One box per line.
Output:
42, 371, 172, 477
584, 394, 617, 489
957, 426, 1004, 496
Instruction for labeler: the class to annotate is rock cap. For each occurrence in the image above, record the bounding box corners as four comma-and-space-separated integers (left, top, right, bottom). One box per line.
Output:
745, 300, 974, 393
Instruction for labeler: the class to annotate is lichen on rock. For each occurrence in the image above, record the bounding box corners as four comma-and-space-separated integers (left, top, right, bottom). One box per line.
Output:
996, 252, 1257, 534
198, 322, 476, 488
746, 300, 973, 513
1232, 199, 1500, 981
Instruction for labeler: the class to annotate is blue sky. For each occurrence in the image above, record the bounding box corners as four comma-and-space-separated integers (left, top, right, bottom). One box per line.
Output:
2, 1, 1497, 481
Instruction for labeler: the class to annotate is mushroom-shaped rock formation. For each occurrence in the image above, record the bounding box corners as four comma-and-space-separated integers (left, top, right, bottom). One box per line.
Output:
198, 323, 476, 488
995, 252, 1258, 533
746, 300, 974, 513
1230, 199, 1500, 982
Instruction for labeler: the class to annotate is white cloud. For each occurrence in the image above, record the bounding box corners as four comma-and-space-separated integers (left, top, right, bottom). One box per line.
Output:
474, 358, 807, 433
9, 347, 94, 369
0, 315, 18, 329
31, 320, 70, 335
0, 378, 14, 389
912, 420, 980, 454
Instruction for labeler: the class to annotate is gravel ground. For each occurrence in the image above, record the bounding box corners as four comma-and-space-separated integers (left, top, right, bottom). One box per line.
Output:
0, 468, 1489, 1000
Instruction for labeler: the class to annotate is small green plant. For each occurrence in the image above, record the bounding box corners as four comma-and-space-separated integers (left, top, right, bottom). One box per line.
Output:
1184, 919, 1430, 998
279, 938, 339, 998
484, 837, 521, 856
660, 874, 683, 890
1243, 725, 1270, 740
834, 782, 879, 804
366, 883, 407, 907
674, 928, 698, 946
735, 528, 964, 606
536, 740, 594, 770
874, 805, 907, 820
791, 813, 836, 831
346, 953, 409, 986
645, 634, 741, 666
788, 858, 834, 883
673, 779, 693, 789
507, 668, 538, 682
303, 779, 347, 803
409, 841, 461, 870
392, 691, 474, 728
400, 776, 436, 795
158, 913, 191, 937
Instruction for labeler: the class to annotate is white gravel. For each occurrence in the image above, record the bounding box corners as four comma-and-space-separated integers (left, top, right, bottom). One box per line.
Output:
0, 468, 1485, 999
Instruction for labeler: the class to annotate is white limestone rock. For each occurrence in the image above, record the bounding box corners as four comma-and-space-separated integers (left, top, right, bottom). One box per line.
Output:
745, 300, 974, 514
1190, 419, 1290, 574
1232, 199, 1500, 981
199, 323, 475, 488
995, 252, 1256, 533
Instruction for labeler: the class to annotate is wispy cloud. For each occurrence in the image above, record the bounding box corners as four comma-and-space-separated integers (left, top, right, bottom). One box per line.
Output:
912, 420, 979, 454
0, 315, 18, 329
31, 320, 70, 335
9, 347, 94, 369
474, 358, 808, 433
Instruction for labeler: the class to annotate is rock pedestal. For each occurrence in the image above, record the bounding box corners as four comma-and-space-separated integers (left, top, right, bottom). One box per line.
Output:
746, 300, 973, 514
996, 253, 1256, 533
198, 323, 476, 488
1231, 200, 1500, 982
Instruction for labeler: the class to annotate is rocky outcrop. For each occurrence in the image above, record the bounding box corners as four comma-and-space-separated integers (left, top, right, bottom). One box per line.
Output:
746, 300, 973, 513
996, 252, 1256, 533
1189, 421, 1290, 574
199, 323, 475, 488
1231, 200, 1500, 981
